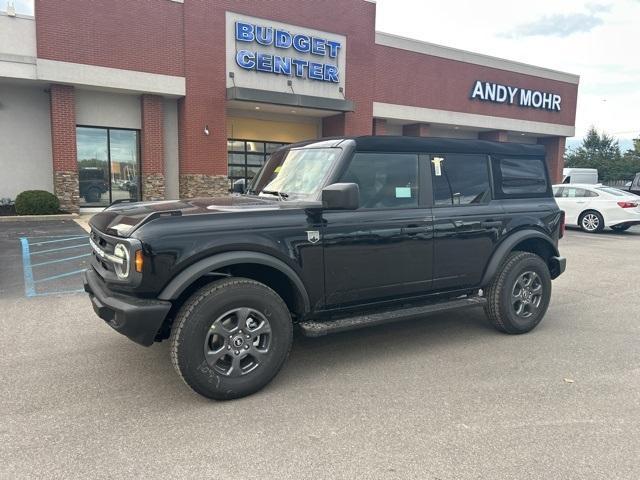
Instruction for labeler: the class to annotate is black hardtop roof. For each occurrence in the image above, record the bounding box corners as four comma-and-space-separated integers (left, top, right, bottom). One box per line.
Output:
289, 136, 546, 157
351, 136, 545, 156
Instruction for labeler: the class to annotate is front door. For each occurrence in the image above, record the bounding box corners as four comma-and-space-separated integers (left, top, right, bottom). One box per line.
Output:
430, 153, 503, 290
322, 152, 434, 307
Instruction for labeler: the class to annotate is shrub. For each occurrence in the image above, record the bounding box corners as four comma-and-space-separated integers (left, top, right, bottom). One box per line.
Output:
15, 190, 60, 215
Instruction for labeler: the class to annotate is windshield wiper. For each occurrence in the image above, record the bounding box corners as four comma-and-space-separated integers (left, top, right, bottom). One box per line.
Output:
261, 190, 289, 200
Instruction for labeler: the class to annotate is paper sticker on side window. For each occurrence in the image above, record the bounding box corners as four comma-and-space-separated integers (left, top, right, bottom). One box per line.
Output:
395, 187, 411, 198
432, 157, 444, 176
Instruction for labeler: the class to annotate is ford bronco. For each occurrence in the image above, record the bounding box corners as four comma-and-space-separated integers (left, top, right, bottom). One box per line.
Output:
84, 136, 566, 400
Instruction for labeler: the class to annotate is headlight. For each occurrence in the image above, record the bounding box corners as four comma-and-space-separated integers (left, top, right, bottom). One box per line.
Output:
113, 243, 130, 279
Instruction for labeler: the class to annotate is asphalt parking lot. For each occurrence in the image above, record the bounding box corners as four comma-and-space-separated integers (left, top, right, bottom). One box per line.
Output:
1, 221, 639, 479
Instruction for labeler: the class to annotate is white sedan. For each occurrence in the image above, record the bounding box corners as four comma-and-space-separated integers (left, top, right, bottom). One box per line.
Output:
552, 184, 640, 233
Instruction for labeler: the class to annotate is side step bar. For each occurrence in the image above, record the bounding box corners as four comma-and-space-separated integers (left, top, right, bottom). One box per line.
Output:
299, 296, 486, 337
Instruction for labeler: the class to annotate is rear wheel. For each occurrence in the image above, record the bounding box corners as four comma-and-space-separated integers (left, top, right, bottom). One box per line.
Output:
611, 224, 631, 232
484, 251, 552, 334
170, 277, 293, 400
579, 210, 604, 233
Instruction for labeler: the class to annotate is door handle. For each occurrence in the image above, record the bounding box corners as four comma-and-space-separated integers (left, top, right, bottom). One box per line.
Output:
402, 225, 428, 235
481, 221, 503, 229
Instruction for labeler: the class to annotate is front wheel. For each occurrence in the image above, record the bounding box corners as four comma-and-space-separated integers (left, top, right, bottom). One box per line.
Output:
170, 277, 293, 400
484, 251, 552, 334
579, 211, 604, 233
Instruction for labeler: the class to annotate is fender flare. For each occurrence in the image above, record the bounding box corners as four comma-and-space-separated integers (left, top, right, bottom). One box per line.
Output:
158, 251, 311, 313
480, 230, 560, 287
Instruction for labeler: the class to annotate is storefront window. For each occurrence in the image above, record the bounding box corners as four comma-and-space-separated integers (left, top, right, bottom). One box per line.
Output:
77, 127, 140, 207
227, 139, 288, 189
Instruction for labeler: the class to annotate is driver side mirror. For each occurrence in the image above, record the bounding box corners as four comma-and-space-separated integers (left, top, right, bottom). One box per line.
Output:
321, 183, 359, 210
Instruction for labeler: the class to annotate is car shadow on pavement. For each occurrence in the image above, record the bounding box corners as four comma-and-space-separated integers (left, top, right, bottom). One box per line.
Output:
289, 307, 494, 364
565, 226, 640, 236
106, 307, 497, 399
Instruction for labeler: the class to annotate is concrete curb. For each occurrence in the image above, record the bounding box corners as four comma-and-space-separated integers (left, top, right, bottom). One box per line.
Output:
74, 214, 93, 233
0, 213, 79, 222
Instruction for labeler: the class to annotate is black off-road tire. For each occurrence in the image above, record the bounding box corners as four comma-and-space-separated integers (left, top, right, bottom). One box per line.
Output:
579, 210, 605, 233
169, 277, 293, 400
484, 251, 552, 334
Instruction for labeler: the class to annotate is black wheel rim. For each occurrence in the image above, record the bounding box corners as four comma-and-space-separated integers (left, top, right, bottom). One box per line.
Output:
511, 271, 543, 318
203, 308, 272, 377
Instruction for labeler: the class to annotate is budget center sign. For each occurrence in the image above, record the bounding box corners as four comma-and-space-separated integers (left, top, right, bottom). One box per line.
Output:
226, 12, 347, 99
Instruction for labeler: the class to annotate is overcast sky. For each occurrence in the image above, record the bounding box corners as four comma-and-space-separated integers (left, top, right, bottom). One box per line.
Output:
375, 0, 640, 149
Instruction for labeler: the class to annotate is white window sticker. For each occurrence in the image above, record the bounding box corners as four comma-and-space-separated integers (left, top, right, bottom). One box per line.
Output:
432, 157, 444, 176
395, 187, 411, 198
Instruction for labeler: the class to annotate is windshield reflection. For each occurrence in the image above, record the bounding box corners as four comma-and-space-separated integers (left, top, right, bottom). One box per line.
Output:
250, 148, 341, 201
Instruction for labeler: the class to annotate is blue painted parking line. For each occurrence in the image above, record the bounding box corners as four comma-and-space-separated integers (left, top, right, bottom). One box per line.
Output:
20, 237, 36, 297
20, 235, 90, 298
25, 234, 88, 239
29, 235, 87, 246
33, 269, 87, 283
31, 253, 92, 268
29, 289, 85, 297
30, 242, 89, 255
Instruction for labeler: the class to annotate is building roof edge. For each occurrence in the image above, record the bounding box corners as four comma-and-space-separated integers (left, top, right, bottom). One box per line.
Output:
375, 31, 580, 85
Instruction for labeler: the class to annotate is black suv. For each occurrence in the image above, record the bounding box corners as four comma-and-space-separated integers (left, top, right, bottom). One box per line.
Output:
627, 172, 640, 196
84, 136, 566, 400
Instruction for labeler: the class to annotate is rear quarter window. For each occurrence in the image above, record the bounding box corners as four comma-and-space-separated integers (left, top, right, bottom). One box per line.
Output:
494, 157, 549, 197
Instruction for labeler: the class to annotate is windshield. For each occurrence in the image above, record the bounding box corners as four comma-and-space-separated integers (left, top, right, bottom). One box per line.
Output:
250, 147, 341, 201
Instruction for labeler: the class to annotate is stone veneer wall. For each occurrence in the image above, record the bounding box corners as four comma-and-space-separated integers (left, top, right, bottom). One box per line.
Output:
179, 174, 229, 198
142, 173, 166, 201
54, 171, 80, 212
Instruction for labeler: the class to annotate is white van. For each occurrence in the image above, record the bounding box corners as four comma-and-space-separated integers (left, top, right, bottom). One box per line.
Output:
562, 168, 598, 184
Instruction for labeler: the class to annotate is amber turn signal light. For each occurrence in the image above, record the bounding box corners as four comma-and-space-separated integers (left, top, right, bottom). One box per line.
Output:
135, 250, 144, 273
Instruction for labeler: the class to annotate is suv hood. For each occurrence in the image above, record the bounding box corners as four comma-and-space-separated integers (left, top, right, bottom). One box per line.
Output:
90, 196, 283, 237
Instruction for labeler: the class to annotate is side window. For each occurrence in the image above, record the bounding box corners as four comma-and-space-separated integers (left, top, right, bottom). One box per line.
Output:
432, 154, 491, 206
553, 187, 563, 198
562, 188, 587, 197
340, 153, 419, 209
498, 158, 548, 195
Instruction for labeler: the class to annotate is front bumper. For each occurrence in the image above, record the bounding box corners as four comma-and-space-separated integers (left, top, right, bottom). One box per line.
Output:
83, 269, 172, 346
549, 256, 566, 279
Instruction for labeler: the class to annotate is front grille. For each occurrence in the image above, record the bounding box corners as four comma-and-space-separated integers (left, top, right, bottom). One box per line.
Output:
91, 230, 109, 249
90, 229, 118, 275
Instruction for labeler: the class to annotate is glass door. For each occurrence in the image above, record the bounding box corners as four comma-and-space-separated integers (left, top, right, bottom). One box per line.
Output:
227, 139, 289, 190
77, 127, 109, 207
76, 127, 140, 207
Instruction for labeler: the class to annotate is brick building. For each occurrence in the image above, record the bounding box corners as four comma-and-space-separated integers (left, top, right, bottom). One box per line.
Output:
0, 0, 578, 212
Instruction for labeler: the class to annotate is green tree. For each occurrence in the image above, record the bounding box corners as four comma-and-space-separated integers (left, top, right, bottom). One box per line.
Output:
564, 127, 640, 181
622, 134, 640, 178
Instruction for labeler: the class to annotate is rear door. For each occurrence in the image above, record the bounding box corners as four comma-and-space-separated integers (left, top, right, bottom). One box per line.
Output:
429, 153, 503, 290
